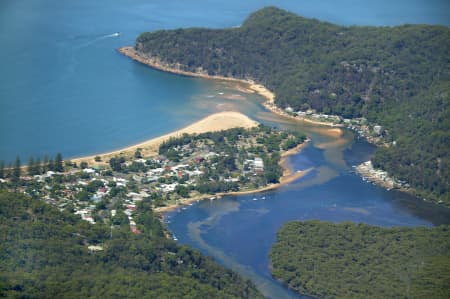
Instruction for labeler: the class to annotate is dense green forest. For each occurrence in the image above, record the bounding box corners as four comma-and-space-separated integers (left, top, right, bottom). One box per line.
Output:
270, 221, 450, 298
134, 6, 450, 204
0, 190, 262, 298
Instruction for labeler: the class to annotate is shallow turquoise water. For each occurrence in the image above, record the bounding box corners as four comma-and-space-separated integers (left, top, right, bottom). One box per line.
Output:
2, 1, 450, 298
1, 0, 449, 162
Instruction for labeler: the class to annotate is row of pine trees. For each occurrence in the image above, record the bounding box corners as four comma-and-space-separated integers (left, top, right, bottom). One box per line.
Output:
0, 153, 64, 181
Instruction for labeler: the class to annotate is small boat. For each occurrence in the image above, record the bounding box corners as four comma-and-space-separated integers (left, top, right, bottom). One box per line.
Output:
261, 196, 266, 200
253, 197, 258, 201
218, 92, 224, 95
111, 32, 121, 37
172, 235, 178, 241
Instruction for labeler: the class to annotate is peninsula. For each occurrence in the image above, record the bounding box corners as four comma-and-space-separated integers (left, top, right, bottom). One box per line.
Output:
4, 4, 449, 299
0, 103, 307, 299
130, 6, 450, 205
0, 115, 308, 223
71, 111, 258, 166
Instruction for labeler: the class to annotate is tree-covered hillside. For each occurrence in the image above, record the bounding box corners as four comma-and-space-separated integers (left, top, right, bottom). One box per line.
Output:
0, 190, 262, 298
270, 220, 450, 299
134, 6, 450, 204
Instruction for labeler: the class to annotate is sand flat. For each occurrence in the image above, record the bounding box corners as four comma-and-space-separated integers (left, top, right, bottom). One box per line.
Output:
72, 111, 258, 166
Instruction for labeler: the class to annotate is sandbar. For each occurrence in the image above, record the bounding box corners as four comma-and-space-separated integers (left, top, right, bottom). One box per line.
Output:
119, 46, 342, 130
71, 111, 258, 166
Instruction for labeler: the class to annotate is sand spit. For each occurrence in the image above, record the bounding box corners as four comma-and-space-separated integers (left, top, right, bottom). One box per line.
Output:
71, 111, 258, 166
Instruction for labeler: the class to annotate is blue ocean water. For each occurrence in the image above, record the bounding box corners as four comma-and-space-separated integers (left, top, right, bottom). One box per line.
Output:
2, 1, 450, 298
1, 0, 449, 162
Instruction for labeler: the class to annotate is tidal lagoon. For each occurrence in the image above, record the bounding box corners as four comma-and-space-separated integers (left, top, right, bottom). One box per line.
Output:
2, 1, 449, 298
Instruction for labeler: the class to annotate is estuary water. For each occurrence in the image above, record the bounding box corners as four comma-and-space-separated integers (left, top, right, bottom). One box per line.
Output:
1, 1, 450, 298
165, 118, 450, 298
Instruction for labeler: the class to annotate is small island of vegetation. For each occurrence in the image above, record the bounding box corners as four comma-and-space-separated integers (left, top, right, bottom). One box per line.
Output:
270, 220, 450, 299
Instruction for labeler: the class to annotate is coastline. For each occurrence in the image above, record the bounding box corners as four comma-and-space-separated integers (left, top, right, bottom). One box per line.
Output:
118, 46, 275, 102
71, 111, 258, 166
118, 46, 338, 129
66, 46, 418, 213
261, 100, 343, 128
154, 141, 312, 213
114, 46, 338, 213
68, 105, 311, 213
354, 161, 412, 194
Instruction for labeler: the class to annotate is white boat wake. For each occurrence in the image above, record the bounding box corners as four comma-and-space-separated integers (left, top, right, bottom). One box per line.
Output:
106, 32, 121, 37
74, 32, 121, 49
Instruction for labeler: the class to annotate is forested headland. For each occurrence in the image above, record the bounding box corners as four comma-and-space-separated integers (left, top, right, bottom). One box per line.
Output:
270, 220, 450, 298
133, 6, 450, 205
0, 190, 262, 298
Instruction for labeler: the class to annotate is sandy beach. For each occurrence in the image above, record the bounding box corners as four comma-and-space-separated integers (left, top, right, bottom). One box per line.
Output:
118, 46, 275, 103
119, 46, 343, 131
70, 48, 315, 213
67, 47, 344, 214
71, 111, 258, 166
70, 47, 338, 213
262, 101, 344, 128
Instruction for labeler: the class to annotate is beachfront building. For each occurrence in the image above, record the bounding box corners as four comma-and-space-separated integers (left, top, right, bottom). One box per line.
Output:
254, 157, 264, 174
